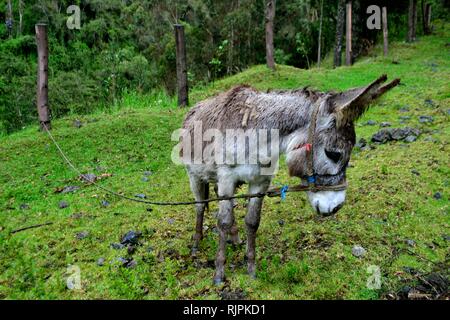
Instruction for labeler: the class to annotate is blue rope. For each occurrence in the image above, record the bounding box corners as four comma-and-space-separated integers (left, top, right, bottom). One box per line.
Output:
280, 185, 289, 201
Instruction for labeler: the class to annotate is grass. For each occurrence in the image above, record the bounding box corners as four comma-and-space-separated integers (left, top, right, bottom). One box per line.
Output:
0, 22, 449, 300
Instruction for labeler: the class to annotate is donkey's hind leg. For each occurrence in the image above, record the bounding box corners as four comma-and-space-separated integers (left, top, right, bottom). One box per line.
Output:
214, 183, 240, 246
188, 176, 208, 255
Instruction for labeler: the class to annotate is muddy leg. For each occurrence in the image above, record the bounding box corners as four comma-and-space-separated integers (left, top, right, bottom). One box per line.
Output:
245, 182, 269, 278
229, 219, 241, 245
213, 181, 236, 285
189, 177, 208, 255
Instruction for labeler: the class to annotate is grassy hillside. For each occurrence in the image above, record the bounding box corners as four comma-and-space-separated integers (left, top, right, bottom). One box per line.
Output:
0, 23, 448, 300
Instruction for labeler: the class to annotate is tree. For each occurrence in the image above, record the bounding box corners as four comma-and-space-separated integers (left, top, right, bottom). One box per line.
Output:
265, 0, 276, 70
317, 0, 324, 67
408, 0, 418, 42
334, 0, 346, 68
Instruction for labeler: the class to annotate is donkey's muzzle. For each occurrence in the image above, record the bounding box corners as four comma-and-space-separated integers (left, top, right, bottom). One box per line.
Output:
307, 190, 346, 216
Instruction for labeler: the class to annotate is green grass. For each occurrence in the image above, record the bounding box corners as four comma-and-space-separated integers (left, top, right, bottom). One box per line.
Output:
0, 22, 449, 300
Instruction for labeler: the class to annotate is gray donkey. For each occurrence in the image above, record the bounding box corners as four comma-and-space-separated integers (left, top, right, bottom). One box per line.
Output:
180, 74, 400, 284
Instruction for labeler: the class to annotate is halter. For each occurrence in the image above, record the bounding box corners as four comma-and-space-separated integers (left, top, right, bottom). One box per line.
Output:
299, 100, 348, 192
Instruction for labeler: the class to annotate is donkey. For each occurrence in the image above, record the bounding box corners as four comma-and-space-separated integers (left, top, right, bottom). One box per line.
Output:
180, 74, 400, 284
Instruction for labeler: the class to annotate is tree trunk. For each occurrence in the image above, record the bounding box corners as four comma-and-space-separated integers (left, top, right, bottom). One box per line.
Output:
265, 0, 276, 70
408, 0, 418, 42
382, 7, 388, 56
317, 0, 324, 68
424, 3, 432, 35
18, 0, 24, 36
174, 24, 189, 107
6, 0, 13, 38
345, 1, 352, 66
333, 0, 346, 68
35, 24, 51, 130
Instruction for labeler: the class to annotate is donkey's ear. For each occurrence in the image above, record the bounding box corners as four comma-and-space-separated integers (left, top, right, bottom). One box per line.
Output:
331, 75, 400, 125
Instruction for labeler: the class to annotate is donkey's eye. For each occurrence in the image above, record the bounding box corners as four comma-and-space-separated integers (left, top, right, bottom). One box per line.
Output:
325, 150, 342, 163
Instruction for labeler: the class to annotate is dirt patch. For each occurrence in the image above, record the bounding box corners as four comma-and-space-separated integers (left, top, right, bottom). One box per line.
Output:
387, 271, 449, 300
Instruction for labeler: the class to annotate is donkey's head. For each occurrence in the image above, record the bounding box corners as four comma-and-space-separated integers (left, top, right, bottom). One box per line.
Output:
286, 75, 400, 216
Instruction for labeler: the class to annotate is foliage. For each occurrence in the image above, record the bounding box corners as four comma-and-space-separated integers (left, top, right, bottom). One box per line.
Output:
0, 0, 448, 135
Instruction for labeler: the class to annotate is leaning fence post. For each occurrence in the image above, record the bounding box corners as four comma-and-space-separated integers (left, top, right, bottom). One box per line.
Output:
382, 7, 388, 56
345, 1, 352, 66
174, 24, 188, 108
35, 23, 51, 130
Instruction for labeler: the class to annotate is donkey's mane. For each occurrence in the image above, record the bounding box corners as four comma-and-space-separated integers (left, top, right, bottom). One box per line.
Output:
184, 84, 324, 136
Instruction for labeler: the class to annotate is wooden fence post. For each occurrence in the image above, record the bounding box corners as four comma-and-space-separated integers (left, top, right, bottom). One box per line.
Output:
35, 24, 51, 130
345, 1, 352, 66
382, 7, 388, 56
265, 0, 276, 70
174, 24, 188, 107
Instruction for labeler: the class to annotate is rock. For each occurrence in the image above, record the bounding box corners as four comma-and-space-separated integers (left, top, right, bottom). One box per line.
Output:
442, 234, 450, 241
141, 177, 149, 182
424, 136, 436, 142
351, 245, 366, 258
355, 138, 367, 149
59, 201, 69, 209
73, 119, 83, 128
20, 203, 30, 210
447, 109, 450, 116
143, 171, 153, 176
146, 207, 153, 212
411, 169, 420, 176
433, 192, 442, 200
76, 231, 89, 240
371, 129, 391, 143
391, 128, 419, 141
127, 245, 136, 255
399, 106, 410, 113
125, 259, 137, 268
380, 122, 392, 127
278, 219, 285, 226
135, 193, 146, 199
111, 243, 125, 250
80, 173, 97, 183
424, 99, 436, 108
404, 135, 417, 143
405, 239, 416, 247
101, 200, 110, 207
97, 257, 105, 266
61, 186, 80, 194
167, 218, 175, 225
121, 231, 141, 245
366, 120, 377, 126
419, 115, 433, 123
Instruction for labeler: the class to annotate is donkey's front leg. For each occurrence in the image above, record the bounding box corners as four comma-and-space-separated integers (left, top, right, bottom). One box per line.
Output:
245, 182, 270, 278
213, 180, 236, 285
188, 176, 208, 255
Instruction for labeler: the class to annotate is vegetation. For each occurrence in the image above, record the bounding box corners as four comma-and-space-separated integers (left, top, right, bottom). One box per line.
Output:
0, 21, 448, 299
1, 0, 449, 134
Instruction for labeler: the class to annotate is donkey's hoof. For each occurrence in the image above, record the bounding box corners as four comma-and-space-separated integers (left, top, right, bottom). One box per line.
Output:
213, 277, 224, 286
